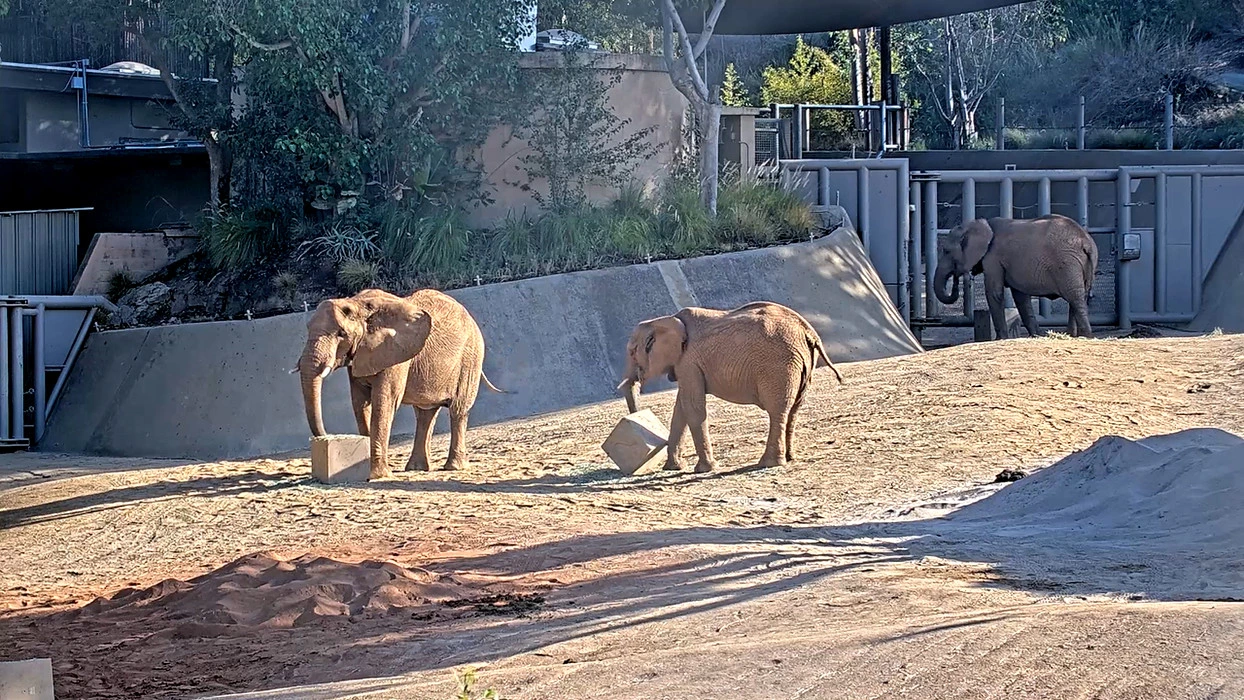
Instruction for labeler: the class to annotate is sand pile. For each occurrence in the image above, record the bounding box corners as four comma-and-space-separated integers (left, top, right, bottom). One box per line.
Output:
950, 428, 1244, 546
74, 552, 496, 632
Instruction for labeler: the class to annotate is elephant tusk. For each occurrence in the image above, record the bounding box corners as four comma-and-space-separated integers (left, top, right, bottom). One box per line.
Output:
288, 367, 299, 375
318, 366, 332, 380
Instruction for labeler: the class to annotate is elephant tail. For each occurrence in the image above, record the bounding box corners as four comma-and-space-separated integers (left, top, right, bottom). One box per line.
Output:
810, 336, 844, 384
1083, 238, 1098, 295
480, 371, 511, 394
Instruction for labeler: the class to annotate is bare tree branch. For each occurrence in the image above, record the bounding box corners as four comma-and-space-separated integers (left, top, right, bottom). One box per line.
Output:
225, 20, 294, 51
659, 0, 710, 100
691, 0, 729, 60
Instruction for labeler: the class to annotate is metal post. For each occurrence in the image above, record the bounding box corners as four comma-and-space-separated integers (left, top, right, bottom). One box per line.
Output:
962, 179, 976, 319
31, 306, 45, 443
1116, 171, 1132, 330
857, 166, 871, 252
1077, 96, 1086, 150
877, 101, 888, 158
1191, 172, 1203, 315
911, 181, 924, 320
792, 104, 805, 159
924, 179, 940, 317
1077, 175, 1090, 325
1163, 93, 1174, 150
995, 97, 1005, 151
1154, 173, 1167, 314
1038, 177, 1052, 318
897, 161, 911, 324
10, 307, 24, 439
818, 167, 830, 206
0, 308, 8, 441
999, 177, 1015, 309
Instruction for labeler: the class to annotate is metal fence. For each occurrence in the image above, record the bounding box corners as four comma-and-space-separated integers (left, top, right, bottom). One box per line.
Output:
1, 295, 114, 448
778, 159, 1244, 338
0, 209, 90, 296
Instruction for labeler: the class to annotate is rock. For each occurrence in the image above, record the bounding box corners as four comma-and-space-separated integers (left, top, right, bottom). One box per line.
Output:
115, 282, 172, 327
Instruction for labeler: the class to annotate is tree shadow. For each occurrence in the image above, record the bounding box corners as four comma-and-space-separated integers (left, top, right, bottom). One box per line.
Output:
0, 470, 311, 530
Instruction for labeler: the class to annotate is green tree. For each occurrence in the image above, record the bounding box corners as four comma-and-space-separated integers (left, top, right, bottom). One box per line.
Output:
720, 62, 750, 107
513, 53, 659, 212
760, 35, 852, 106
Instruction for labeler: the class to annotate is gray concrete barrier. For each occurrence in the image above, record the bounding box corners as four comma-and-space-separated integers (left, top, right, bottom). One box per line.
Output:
42, 227, 922, 459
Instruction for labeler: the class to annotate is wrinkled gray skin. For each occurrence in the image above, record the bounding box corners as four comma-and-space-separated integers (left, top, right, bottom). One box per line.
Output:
616, 301, 844, 472
296, 288, 505, 479
934, 214, 1099, 339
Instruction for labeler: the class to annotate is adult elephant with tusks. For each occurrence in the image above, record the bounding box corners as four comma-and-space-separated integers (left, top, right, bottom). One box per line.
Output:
294, 288, 507, 479
934, 214, 1099, 339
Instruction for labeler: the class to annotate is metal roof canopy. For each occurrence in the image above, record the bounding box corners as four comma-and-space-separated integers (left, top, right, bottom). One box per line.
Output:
679, 0, 1032, 34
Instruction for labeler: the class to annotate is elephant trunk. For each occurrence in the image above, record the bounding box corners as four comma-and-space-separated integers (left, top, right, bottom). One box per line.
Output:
617, 356, 642, 414
298, 336, 339, 437
934, 267, 960, 304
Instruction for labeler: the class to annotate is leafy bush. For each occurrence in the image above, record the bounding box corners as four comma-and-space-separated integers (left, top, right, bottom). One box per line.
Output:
295, 221, 382, 264
336, 259, 382, 294
199, 206, 283, 271
105, 270, 139, 302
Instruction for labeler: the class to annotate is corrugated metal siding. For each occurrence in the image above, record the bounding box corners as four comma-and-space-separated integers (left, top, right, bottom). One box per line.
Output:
0, 209, 84, 295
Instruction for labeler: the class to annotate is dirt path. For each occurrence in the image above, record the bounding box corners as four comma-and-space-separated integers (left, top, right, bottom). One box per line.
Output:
2, 335, 1243, 699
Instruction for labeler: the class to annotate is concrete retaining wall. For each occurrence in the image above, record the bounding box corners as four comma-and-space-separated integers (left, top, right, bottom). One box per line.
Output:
42, 227, 922, 459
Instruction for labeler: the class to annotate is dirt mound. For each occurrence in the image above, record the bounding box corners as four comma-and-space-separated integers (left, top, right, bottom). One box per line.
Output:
951, 428, 1244, 546
75, 552, 504, 632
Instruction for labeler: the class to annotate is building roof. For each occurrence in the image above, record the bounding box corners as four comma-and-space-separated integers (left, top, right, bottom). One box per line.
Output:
679, 0, 1032, 34
0, 61, 213, 101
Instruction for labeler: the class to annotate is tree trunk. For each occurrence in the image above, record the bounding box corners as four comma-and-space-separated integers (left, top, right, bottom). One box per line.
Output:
204, 138, 232, 208
698, 101, 722, 214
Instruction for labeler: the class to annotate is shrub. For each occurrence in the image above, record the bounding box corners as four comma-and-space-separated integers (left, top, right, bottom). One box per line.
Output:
200, 206, 283, 271
105, 270, 139, 301
336, 259, 382, 294
295, 222, 381, 264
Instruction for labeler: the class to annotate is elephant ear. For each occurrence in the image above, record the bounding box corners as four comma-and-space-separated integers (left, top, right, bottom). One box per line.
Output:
645, 316, 687, 381
351, 301, 433, 378
960, 218, 995, 272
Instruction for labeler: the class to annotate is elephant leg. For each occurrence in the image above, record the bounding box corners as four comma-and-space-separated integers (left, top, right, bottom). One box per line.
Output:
984, 275, 1009, 340
676, 371, 716, 473
663, 397, 688, 472
405, 407, 438, 471
785, 385, 808, 462
1069, 293, 1092, 338
1012, 291, 1040, 338
350, 380, 371, 436
367, 372, 405, 480
444, 405, 470, 471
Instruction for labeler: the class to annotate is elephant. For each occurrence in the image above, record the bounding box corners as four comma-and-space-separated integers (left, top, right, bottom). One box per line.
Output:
296, 288, 505, 479
933, 214, 1099, 339
616, 301, 844, 473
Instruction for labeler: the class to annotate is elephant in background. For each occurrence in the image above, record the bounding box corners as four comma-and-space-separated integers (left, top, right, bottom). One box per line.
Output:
296, 288, 505, 479
934, 214, 1099, 339
616, 301, 844, 473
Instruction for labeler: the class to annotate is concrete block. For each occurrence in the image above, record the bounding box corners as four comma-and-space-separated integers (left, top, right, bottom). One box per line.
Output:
311, 435, 371, 483
602, 410, 670, 475
973, 308, 1021, 341
0, 658, 54, 700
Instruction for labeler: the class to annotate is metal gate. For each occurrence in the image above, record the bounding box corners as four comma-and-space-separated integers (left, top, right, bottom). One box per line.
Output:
780, 160, 1244, 336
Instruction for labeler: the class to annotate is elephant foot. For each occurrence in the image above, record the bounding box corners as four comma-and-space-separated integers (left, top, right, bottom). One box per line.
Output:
369, 466, 393, 480
662, 459, 683, 472
758, 455, 787, 468
404, 459, 431, 472
443, 455, 467, 471
693, 459, 717, 473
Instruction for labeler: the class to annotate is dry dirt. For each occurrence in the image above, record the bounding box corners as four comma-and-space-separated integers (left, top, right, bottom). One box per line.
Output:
2, 334, 1244, 699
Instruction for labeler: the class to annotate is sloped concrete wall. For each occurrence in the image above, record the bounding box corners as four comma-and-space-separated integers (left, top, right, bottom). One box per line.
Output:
42, 227, 922, 459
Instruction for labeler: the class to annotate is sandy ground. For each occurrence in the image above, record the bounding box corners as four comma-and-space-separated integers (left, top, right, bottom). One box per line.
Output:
2, 334, 1244, 699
